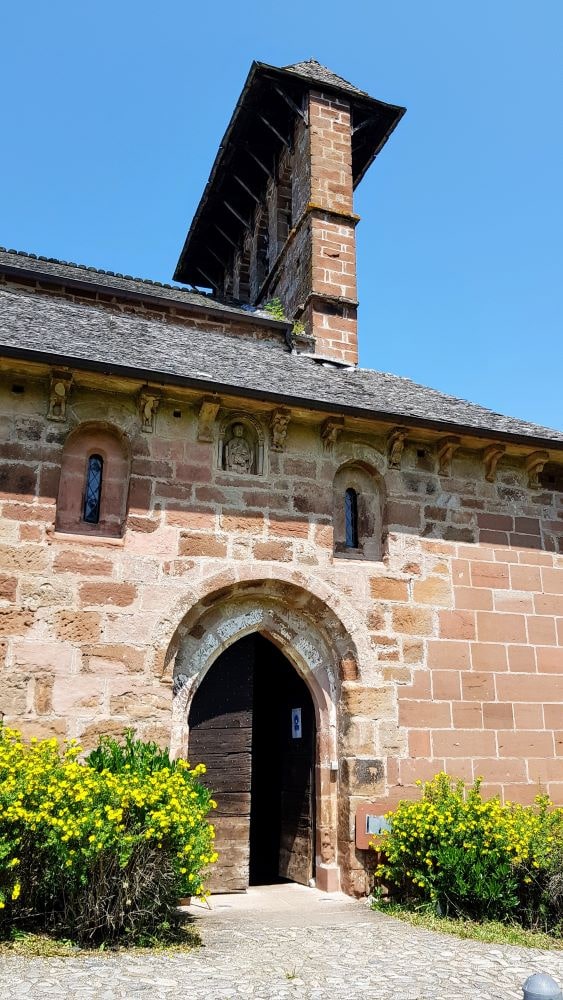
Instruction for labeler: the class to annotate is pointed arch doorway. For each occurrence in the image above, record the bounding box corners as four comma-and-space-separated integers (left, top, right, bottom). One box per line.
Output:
188, 633, 316, 893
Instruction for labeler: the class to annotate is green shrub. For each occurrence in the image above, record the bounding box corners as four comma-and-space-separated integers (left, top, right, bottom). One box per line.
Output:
87, 727, 176, 776
0, 727, 217, 943
373, 773, 563, 929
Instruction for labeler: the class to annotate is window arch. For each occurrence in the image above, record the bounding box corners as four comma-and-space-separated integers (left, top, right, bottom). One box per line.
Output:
333, 463, 383, 560
56, 424, 130, 537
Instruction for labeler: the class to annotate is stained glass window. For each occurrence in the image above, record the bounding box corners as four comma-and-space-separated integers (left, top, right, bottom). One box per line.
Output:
83, 454, 103, 524
344, 487, 358, 548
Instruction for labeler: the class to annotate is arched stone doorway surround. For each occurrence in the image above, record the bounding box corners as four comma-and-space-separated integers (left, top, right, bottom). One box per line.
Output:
153, 566, 368, 893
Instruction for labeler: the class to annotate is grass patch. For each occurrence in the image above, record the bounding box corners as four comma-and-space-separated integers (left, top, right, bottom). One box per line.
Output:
371, 901, 563, 951
0, 920, 201, 958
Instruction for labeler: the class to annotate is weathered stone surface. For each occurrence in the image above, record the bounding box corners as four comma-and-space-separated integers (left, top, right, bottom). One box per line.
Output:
341, 684, 395, 719
82, 643, 145, 674
55, 611, 101, 642
79, 582, 137, 607
0, 608, 34, 635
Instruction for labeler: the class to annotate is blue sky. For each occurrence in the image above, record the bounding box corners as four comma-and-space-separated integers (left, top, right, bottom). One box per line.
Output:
2, 1, 562, 431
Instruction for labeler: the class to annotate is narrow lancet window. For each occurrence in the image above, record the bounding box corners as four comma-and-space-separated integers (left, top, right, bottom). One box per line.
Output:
83, 454, 103, 524
344, 487, 359, 549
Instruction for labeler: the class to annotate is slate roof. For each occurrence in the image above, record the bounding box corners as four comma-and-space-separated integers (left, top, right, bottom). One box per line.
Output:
0, 248, 287, 328
1, 276, 561, 448
283, 59, 370, 98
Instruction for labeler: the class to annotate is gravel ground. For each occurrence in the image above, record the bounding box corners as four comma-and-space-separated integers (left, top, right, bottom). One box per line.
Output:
0, 884, 562, 999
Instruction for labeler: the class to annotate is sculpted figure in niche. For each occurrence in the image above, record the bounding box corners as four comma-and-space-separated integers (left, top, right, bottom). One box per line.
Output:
47, 373, 72, 422
224, 423, 253, 474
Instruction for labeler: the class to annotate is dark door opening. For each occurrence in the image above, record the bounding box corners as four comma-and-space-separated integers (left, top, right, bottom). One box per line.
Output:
188, 633, 316, 892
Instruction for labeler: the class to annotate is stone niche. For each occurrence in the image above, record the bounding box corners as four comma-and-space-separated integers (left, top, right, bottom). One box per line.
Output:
218, 414, 264, 476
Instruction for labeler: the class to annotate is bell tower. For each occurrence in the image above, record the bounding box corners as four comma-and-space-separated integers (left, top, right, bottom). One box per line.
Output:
174, 59, 405, 365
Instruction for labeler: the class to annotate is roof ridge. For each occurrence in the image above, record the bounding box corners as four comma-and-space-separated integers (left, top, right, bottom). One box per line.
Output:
0, 245, 195, 295
282, 58, 370, 97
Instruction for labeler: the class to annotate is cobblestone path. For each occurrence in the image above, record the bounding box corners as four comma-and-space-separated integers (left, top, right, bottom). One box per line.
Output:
1, 885, 562, 999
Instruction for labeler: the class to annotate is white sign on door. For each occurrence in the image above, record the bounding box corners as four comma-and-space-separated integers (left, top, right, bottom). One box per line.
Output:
291, 707, 302, 739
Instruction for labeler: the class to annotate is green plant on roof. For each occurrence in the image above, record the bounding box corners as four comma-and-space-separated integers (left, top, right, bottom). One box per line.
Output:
263, 297, 287, 321
263, 298, 305, 336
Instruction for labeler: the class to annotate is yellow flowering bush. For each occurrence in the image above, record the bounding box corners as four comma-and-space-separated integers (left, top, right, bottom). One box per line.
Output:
372, 773, 563, 927
0, 727, 218, 943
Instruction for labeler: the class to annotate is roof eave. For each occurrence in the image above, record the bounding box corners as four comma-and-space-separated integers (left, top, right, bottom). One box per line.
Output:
2, 342, 562, 453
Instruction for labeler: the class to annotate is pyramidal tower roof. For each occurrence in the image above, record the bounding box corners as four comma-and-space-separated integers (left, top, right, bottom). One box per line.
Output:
283, 59, 371, 98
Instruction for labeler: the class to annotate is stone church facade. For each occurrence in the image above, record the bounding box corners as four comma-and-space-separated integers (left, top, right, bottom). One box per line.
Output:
0, 60, 562, 897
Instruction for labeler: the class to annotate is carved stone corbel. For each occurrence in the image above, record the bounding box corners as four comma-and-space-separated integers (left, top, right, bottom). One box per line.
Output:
270, 408, 291, 452
197, 396, 221, 442
483, 443, 506, 483
138, 387, 160, 433
437, 436, 461, 477
321, 416, 344, 452
525, 450, 549, 489
47, 371, 73, 422
387, 426, 407, 469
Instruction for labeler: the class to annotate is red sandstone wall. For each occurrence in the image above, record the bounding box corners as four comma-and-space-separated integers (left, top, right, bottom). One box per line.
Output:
0, 365, 561, 891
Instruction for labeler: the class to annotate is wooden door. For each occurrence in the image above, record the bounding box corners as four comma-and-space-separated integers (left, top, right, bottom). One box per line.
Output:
278, 676, 315, 886
188, 636, 254, 892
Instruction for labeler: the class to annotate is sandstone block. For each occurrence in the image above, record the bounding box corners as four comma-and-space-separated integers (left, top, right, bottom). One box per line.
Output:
252, 540, 292, 562
471, 561, 510, 589
341, 683, 394, 720
1, 676, 28, 715
82, 643, 145, 674
427, 640, 471, 669
221, 513, 265, 534
392, 606, 433, 636
12, 641, 74, 673
431, 670, 461, 700
0, 543, 48, 573
413, 575, 452, 606
20, 579, 73, 611
344, 718, 377, 754
403, 640, 424, 664
269, 515, 309, 539
462, 671, 495, 701
369, 577, 408, 601
439, 609, 476, 640
341, 757, 385, 795
79, 582, 137, 607
77, 719, 127, 751
408, 729, 431, 757
0, 608, 34, 636
497, 731, 555, 758
399, 699, 452, 728
55, 611, 101, 643
34, 675, 54, 715
52, 676, 105, 714
477, 611, 526, 643
16, 719, 68, 742
0, 575, 17, 602
178, 533, 228, 558
451, 702, 483, 728
109, 684, 169, 718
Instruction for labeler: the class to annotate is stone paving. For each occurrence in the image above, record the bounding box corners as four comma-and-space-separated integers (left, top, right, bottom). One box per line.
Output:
0, 884, 562, 1000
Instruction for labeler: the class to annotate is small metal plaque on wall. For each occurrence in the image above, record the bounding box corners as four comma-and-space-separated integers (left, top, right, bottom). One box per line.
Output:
365, 815, 392, 836
291, 707, 302, 739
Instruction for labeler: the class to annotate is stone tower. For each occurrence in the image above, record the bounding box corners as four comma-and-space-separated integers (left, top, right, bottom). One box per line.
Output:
174, 59, 405, 364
